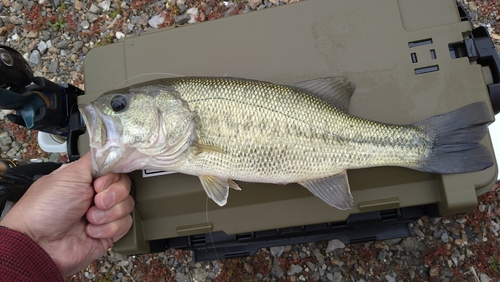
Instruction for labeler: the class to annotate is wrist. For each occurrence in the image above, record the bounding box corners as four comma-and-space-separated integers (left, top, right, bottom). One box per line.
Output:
0, 213, 37, 243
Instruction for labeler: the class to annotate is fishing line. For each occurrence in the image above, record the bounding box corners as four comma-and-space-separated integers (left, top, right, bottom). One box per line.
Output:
114, 72, 184, 89
206, 196, 219, 261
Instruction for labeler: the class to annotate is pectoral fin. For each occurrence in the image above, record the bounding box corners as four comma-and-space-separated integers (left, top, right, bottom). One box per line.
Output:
298, 171, 353, 210
195, 142, 226, 155
199, 175, 241, 206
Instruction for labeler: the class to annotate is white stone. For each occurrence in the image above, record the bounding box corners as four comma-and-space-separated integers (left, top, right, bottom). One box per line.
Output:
116, 31, 125, 39
148, 15, 165, 29
186, 7, 198, 24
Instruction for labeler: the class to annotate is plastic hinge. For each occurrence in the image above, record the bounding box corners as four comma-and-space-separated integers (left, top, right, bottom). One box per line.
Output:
152, 205, 433, 262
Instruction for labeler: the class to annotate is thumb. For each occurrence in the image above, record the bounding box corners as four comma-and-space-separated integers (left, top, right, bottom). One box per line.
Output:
49, 152, 93, 182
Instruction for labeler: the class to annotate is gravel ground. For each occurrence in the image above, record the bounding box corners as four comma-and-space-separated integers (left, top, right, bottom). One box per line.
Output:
0, 0, 499, 281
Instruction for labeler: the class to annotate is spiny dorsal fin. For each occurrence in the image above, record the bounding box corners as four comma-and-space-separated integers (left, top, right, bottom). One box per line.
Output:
199, 175, 241, 206
293, 76, 355, 112
298, 170, 353, 210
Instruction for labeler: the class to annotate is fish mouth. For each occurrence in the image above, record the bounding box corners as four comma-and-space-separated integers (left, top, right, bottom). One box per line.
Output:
78, 103, 124, 178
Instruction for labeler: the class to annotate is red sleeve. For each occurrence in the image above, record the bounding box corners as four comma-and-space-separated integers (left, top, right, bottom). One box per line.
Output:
0, 227, 63, 282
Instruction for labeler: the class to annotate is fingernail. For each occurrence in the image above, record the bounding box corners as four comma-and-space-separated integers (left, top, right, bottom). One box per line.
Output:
87, 225, 101, 237
101, 192, 114, 209
92, 210, 106, 223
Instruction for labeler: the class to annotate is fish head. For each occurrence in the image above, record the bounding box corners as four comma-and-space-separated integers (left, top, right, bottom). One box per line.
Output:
79, 86, 197, 178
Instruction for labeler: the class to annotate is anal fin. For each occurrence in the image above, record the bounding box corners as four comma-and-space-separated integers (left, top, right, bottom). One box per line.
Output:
298, 171, 353, 210
199, 175, 241, 206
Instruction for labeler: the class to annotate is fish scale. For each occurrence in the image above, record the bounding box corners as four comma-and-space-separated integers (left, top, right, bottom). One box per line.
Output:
80, 76, 492, 209
167, 78, 427, 180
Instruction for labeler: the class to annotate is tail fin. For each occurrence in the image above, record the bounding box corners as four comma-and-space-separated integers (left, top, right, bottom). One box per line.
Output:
414, 102, 493, 174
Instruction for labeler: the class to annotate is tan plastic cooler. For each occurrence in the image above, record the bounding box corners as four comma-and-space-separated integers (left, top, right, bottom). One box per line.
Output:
78, 0, 498, 259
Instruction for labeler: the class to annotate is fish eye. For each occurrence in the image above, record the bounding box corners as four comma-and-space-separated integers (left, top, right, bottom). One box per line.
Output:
110, 95, 128, 112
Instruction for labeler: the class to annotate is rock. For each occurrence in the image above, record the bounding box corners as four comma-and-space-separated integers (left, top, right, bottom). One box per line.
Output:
1, 136, 12, 146
37, 41, 47, 54
29, 50, 41, 66
9, 16, 23, 25
80, 20, 90, 29
48, 61, 58, 73
306, 261, 316, 272
333, 272, 343, 282
41, 31, 51, 41
408, 269, 416, 279
148, 15, 165, 28
429, 266, 440, 278
287, 264, 303, 275
478, 204, 486, 212
312, 249, 324, 265
130, 16, 145, 25
383, 238, 402, 246
0, 26, 7, 37
441, 232, 449, 243
270, 246, 284, 257
89, 4, 101, 14
174, 13, 190, 25
26, 30, 38, 38
433, 229, 445, 239
271, 259, 284, 277
225, 6, 236, 17
175, 272, 189, 282
74, 0, 82, 10
377, 250, 387, 260
186, 7, 198, 23
177, 4, 187, 15
116, 31, 125, 39
413, 228, 425, 238
244, 262, 253, 274
480, 273, 492, 282
57, 41, 68, 49
98, 0, 111, 11
48, 46, 59, 54
248, 0, 263, 9
326, 239, 345, 253
192, 268, 207, 281
88, 13, 99, 23
400, 237, 426, 253
71, 41, 84, 53
385, 274, 396, 282
6, 148, 18, 158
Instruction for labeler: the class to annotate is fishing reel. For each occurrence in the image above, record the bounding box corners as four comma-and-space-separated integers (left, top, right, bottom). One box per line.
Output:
0, 45, 84, 136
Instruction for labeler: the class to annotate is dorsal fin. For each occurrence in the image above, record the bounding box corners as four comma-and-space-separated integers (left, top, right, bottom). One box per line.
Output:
293, 76, 355, 112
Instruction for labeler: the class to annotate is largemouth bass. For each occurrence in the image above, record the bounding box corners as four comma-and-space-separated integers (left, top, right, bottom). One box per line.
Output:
79, 77, 493, 210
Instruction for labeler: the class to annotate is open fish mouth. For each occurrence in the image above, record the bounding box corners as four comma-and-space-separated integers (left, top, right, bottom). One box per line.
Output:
79, 103, 125, 178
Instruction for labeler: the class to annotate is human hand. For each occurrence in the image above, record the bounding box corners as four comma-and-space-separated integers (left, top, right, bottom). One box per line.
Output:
0, 152, 134, 277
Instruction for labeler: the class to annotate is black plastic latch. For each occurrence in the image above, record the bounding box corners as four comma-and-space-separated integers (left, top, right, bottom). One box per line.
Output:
67, 110, 86, 161
470, 26, 500, 114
